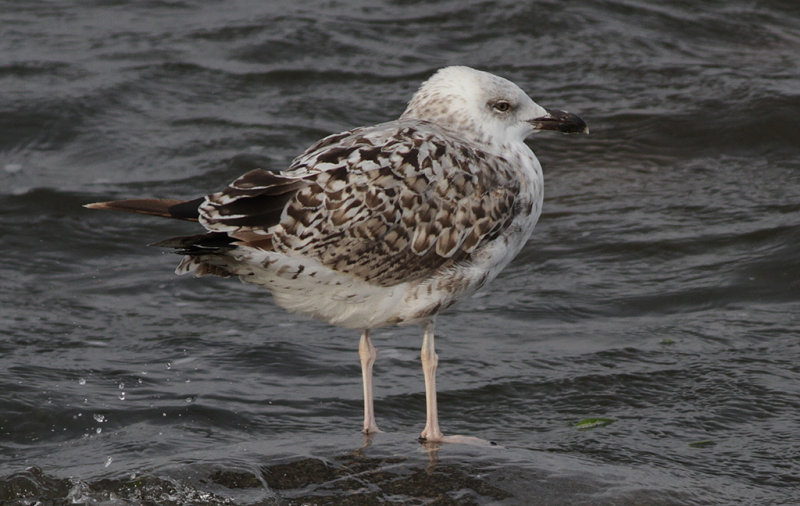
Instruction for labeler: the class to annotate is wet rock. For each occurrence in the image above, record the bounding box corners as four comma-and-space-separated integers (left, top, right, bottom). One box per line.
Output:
209, 469, 263, 489
0, 467, 71, 504
260, 458, 337, 490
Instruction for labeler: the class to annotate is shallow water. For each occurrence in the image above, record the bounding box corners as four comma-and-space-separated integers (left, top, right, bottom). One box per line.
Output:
2, 0, 799, 504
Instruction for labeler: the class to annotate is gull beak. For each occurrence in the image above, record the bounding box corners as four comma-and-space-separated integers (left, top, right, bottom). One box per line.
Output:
529, 109, 589, 134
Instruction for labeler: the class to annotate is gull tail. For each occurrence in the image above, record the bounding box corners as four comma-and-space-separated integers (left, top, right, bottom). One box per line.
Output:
85, 196, 239, 278
83, 197, 204, 221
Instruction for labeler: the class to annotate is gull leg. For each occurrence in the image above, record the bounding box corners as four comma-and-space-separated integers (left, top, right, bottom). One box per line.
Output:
419, 320, 444, 442
359, 329, 380, 434
418, 320, 497, 447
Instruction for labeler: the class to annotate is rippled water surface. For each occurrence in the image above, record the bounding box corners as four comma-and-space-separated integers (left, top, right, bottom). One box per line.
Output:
2, 0, 799, 504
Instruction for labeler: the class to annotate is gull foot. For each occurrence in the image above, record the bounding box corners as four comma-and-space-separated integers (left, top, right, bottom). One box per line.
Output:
362, 425, 382, 435
419, 434, 498, 447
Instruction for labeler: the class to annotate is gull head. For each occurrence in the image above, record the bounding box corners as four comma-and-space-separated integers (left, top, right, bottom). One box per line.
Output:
401, 66, 587, 147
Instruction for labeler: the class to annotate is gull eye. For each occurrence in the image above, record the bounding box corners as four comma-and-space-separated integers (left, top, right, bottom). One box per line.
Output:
493, 101, 512, 113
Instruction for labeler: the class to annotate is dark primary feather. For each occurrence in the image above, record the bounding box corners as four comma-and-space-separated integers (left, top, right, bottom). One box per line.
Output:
201, 169, 308, 229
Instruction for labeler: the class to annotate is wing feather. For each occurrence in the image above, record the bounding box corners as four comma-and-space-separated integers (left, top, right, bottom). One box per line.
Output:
198, 123, 522, 287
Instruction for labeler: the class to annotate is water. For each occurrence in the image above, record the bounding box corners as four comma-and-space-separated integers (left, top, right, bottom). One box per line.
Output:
2, 0, 799, 503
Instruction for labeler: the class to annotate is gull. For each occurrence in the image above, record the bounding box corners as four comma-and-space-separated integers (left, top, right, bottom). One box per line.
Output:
86, 66, 587, 443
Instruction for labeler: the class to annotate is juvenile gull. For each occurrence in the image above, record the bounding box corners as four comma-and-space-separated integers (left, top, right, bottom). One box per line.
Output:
86, 66, 587, 443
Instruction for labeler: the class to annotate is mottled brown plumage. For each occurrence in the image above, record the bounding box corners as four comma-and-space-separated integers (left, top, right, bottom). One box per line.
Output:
196, 123, 524, 288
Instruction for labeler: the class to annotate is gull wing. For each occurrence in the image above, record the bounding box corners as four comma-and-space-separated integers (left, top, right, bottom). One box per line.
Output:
198, 123, 523, 286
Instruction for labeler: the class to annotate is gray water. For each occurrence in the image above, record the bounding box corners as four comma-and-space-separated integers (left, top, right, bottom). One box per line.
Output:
2, 0, 799, 504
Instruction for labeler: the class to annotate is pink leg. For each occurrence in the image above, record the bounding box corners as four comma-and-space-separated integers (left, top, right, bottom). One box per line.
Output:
418, 321, 495, 446
359, 329, 380, 434
419, 320, 444, 441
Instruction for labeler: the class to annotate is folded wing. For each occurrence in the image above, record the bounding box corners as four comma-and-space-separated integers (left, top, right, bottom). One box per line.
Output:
193, 125, 522, 286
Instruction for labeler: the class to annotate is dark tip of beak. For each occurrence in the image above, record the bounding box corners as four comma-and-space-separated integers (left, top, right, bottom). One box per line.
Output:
530, 109, 589, 134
